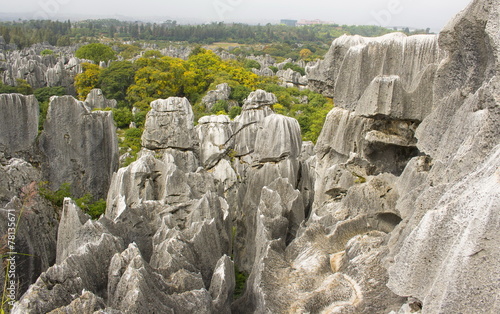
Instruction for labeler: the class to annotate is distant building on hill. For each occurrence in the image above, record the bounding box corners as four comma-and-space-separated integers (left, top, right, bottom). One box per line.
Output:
280, 19, 298, 26
297, 19, 334, 26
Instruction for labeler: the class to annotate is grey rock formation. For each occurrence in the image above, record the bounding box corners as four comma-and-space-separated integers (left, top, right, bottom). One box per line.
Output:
39, 95, 119, 199
201, 83, 231, 111
48, 291, 105, 314
142, 97, 197, 150
0, 160, 59, 296
242, 89, 277, 109
315, 107, 419, 176
232, 90, 276, 157
254, 114, 302, 163
276, 68, 308, 88
246, 54, 276, 68
1, 46, 83, 90
209, 255, 236, 314
384, 1, 500, 312
0, 94, 39, 157
160, 45, 192, 60
56, 198, 110, 264
234, 110, 304, 273
252, 67, 274, 77
308, 32, 444, 115
196, 115, 233, 168
13, 231, 124, 314
10, 2, 500, 312
301, 0, 500, 313
84, 88, 117, 109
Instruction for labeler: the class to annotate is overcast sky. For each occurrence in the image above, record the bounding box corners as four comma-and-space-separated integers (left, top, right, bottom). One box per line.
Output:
1, 0, 471, 31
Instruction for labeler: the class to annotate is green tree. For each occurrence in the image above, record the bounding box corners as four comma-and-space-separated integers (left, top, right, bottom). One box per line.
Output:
228, 106, 242, 119
15, 79, 33, 95
56, 35, 71, 46
112, 107, 133, 128
34, 86, 66, 133
98, 61, 135, 104
299, 48, 313, 59
0, 79, 32, 95
142, 50, 163, 58
34, 86, 66, 103
75, 43, 117, 64
127, 56, 188, 107
229, 84, 252, 105
243, 59, 261, 70
210, 100, 228, 114
283, 63, 306, 76
41, 49, 54, 56
74, 63, 101, 100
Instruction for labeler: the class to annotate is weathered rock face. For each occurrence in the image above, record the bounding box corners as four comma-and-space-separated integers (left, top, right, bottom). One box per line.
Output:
232, 89, 276, 157
196, 115, 233, 168
300, 0, 500, 313
385, 0, 500, 312
85, 88, 117, 109
39, 96, 119, 199
13, 89, 311, 312
141, 97, 197, 150
232, 97, 306, 274
308, 32, 444, 112
254, 114, 302, 163
0, 162, 59, 297
13, 230, 124, 314
0, 94, 39, 158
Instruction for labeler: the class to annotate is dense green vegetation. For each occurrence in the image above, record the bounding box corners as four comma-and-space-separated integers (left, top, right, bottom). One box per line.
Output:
0, 19, 396, 159
0, 20, 71, 48
38, 182, 106, 219
73, 47, 331, 144
34, 86, 66, 133
0, 19, 432, 57
75, 43, 117, 64
0, 79, 33, 95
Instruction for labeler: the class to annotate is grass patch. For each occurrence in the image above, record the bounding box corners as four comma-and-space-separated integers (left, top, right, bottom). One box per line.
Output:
38, 182, 106, 219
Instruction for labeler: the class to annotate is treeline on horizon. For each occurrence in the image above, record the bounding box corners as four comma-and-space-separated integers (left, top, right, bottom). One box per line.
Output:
0, 19, 432, 49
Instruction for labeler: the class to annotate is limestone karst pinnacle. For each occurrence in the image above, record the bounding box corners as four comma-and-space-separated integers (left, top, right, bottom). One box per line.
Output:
1, 0, 499, 312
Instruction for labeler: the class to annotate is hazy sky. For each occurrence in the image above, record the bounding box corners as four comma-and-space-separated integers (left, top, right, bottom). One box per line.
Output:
1, 0, 472, 31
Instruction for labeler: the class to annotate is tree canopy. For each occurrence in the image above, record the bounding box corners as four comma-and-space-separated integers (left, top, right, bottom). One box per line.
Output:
75, 43, 117, 64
